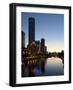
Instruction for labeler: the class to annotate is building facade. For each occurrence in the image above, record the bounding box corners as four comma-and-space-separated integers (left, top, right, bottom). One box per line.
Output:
22, 31, 25, 48
40, 38, 45, 53
29, 17, 35, 44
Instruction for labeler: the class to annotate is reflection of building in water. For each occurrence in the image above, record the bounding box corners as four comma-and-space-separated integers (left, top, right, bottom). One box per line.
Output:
22, 58, 46, 77
21, 17, 64, 77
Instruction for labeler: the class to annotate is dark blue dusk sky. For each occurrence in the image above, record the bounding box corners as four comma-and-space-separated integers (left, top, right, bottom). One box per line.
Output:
22, 12, 64, 52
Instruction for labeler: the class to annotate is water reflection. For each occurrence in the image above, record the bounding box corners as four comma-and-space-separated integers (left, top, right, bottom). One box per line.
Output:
45, 57, 64, 76
22, 57, 64, 77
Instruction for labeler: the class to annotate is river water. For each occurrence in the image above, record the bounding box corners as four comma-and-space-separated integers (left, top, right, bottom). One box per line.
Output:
22, 57, 64, 77
44, 57, 64, 76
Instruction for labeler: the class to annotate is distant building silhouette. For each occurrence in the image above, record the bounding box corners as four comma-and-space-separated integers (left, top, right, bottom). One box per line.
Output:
35, 40, 40, 47
22, 17, 48, 77
22, 17, 47, 57
29, 17, 35, 44
22, 31, 25, 48
41, 38, 45, 53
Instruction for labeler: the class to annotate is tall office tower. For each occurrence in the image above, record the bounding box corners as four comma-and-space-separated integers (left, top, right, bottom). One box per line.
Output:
29, 17, 35, 44
22, 31, 25, 48
41, 38, 45, 53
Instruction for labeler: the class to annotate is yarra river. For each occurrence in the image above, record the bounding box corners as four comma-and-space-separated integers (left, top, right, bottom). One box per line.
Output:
22, 57, 64, 77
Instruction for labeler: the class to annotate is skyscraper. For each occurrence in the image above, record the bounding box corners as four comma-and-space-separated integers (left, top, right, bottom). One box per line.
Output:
29, 17, 35, 44
22, 31, 25, 48
41, 38, 45, 53
41, 38, 45, 46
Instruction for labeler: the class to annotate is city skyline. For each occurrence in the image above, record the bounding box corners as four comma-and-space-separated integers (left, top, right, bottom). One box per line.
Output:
22, 12, 64, 52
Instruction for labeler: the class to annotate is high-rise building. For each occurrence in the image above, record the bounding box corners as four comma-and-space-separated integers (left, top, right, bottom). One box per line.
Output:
35, 40, 40, 53
22, 31, 25, 48
41, 38, 45, 46
29, 17, 35, 44
41, 38, 45, 53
